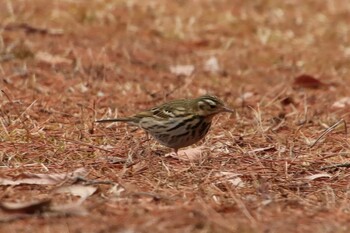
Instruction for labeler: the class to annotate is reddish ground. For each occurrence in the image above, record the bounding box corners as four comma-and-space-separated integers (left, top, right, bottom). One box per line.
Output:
1, 1, 350, 232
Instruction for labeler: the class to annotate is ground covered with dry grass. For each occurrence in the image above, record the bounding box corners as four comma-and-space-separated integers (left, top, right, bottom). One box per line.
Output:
1, 0, 350, 232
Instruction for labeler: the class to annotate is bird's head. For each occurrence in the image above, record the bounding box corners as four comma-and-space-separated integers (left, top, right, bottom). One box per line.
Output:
194, 95, 234, 117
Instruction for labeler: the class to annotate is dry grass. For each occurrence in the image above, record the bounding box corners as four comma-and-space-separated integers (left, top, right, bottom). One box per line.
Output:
1, 0, 350, 232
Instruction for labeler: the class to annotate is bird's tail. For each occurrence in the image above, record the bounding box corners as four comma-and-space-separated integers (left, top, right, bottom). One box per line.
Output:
95, 117, 140, 126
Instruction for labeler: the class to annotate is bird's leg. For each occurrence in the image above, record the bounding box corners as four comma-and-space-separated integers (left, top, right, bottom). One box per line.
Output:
140, 132, 150, 143
173, 148, 178, 156
140, 132, 151, 156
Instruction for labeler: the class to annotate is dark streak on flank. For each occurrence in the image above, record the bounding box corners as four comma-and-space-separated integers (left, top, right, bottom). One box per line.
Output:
199, 122, 211, 138
166, 116, 197, 132
187, 117, 203, 130
146, 124, 168, 130
191, 127, 197, 138
157, 134, 170, 140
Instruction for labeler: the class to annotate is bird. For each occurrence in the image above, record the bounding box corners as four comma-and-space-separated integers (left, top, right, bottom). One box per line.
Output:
96, 95, 234, 154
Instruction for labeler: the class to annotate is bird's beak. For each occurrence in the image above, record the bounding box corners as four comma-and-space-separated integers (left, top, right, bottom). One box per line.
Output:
222, 106, 234, 113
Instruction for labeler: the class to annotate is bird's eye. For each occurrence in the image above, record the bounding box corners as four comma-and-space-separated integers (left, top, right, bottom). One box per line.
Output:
198, 101, 206, 110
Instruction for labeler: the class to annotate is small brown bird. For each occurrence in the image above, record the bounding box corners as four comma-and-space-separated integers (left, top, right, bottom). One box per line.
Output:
96, 95, 233, 154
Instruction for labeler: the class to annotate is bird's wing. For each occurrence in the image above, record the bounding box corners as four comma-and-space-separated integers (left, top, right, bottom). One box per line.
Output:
148, 101, 192, 119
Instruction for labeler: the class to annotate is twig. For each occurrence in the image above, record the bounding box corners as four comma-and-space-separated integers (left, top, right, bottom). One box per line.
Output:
62, 137, 113, 153
1, 89, 31, 137
0, 118, 9, 137
321, 163, 350, 170
74, 176, 116, 186
3, 23, 63, 35
310, 119, 347, 148
227, 187, 257, 227
17, 99, 37, 120
247, 146, 275, 154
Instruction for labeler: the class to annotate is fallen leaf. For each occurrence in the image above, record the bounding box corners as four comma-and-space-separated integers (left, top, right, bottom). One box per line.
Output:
0, 214, 29, 223
108, 184, 126, 197
35, 51, 72, 65
305, 173, 332, 181
0, 199, 88, 222
55, 185, 97, 199
97, 91, 105, 97
50, 202, 88, 216
293, 74, 324, 89
165, 147, 204, 161
240, 92, 254, 100
204, 56, 220, 73
0, 199, 51, 214
235, 91, 255, 105
247, 146, 276, 154
76, 83, 89, 93
170, 65, 195, 76
280, 96, 294, 105
4, 23, 64, 35
0, 168, 86, 186
332, 97, 350, 108
214, 172, 245, 188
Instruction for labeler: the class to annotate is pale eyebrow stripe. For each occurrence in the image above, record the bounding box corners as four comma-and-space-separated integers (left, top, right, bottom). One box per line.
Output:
203, 99, 217, 107
176, 107, 186, 111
